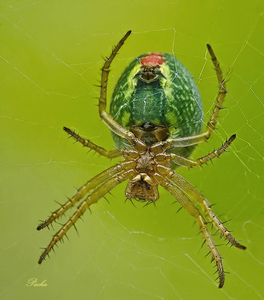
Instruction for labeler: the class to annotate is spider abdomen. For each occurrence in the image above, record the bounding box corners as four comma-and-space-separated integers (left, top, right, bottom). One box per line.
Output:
110, 52, 203, 158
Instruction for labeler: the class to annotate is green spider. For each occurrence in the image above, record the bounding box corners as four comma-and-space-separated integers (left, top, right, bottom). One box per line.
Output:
37, 31, 246, 288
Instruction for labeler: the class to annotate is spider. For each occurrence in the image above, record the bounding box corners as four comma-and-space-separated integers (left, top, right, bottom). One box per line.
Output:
37, 30, 246, 288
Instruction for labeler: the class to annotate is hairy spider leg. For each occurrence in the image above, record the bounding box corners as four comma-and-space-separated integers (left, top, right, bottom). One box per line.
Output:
98, 30, 146, 152
38, 168, 135, 264
159, 165, 246, 249
155, 164, 246, 287
153, 43, 228, 151
153, 172, 225, 288
63, 127, 123, 159
37, 161, 135, 231
151, 134, 236, 168
168, 134, 236, 168
205, 44, 227, 138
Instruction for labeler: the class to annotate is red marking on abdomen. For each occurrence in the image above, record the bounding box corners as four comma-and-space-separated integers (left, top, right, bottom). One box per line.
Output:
140, 52, 166, 66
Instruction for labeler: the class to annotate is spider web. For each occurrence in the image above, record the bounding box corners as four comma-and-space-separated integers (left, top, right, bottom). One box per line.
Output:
1, 1, 263, 299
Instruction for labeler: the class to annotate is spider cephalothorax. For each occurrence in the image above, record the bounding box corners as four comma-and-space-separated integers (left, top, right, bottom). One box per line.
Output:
37, 31, 246, 288
125, 144, 164, 202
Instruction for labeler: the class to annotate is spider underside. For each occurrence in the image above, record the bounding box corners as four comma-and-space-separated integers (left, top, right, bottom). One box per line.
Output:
37, 31, 246, 288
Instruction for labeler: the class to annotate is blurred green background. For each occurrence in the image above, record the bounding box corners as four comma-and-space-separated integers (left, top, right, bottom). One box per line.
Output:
1, 1, 263, 299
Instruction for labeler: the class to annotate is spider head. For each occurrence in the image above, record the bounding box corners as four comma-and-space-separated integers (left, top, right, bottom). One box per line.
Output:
125, 173, 159, 202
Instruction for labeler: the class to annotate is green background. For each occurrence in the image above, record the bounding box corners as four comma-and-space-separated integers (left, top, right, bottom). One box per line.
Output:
1, 1, 263, 299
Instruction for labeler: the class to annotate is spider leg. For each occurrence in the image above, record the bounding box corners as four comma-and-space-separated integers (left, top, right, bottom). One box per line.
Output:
38, 168, 134, 264
158, 134, 236, 168
154, 172, 225, 288
205, 44, 227, 139
98, 30, 146, 152
63, 127, 122, 158
37, 161, 135, 230
151, 133, 211, 152
157, 164, 246, 249
152, 44, 228, 151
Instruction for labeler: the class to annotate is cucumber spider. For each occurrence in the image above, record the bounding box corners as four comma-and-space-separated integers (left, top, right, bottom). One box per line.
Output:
37, 30, 246, 288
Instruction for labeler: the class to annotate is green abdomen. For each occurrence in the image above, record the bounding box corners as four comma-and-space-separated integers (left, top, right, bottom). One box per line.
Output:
110, 52, 203, 159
